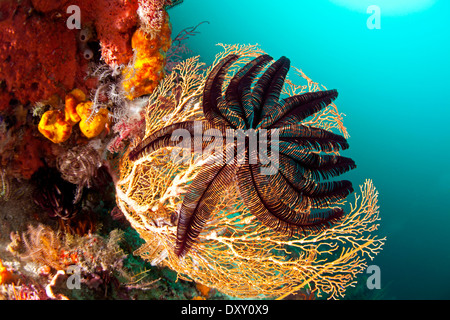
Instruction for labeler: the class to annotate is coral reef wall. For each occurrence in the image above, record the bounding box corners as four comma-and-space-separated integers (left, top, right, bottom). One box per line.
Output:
0, 0, 174, 181
0, 0, 139, 112
0, 0, 81, 111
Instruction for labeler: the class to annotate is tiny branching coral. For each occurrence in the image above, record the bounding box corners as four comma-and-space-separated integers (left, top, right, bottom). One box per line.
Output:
31, 102, 48, 119
14, 224, 66, 271
9, 224, 130, 293
115, 44, 385, 299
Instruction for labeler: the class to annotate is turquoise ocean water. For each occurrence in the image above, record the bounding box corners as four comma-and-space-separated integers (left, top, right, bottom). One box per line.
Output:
170, 0, 450, 300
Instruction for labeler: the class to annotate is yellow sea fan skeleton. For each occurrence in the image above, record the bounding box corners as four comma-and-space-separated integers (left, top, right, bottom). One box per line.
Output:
115, 44, 385, 299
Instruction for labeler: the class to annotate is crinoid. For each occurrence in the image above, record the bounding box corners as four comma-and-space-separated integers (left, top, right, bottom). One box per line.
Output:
129, 54, 356, 257
32, 166, 81, 220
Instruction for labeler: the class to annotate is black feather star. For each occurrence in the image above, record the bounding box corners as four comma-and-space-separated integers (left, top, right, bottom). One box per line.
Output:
129, 54, 356, 257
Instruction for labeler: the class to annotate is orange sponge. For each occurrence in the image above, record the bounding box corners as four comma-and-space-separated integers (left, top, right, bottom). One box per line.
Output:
76, 101, 110, 139
0, 259, 13, 285
64, 88, 87, 125
38, 110, 72, 144
38, 88, 110, 142
121, 16, 171, 100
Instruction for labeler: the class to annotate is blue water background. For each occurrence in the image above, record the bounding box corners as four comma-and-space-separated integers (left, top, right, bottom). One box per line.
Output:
170, 0, 450, 299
